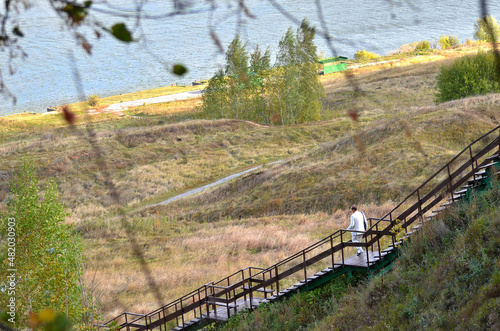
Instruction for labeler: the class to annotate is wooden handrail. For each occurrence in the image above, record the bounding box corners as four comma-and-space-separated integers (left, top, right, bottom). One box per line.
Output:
102, 125, 500, 331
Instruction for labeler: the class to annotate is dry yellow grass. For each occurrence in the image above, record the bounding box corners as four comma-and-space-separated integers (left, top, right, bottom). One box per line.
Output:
87, 202, 396, 322
2, 43, 500, 323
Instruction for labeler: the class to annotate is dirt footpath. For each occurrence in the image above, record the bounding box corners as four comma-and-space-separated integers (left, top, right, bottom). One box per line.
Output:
89, 90, 204, 115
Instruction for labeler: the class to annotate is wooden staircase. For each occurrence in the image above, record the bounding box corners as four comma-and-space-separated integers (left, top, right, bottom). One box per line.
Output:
99, 125, 500, 331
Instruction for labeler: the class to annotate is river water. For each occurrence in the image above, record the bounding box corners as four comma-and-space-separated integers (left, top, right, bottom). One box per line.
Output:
1, 0, 499, 115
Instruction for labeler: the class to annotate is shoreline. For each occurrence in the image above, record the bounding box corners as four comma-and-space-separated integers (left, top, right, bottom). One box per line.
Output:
1, 41, 492, 120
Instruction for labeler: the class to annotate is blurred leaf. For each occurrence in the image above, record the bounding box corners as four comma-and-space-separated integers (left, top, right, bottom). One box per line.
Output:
348, 110, 358, 121
111, 23, 133, 42
84, 1, 93, 8
81, 42, 92, 55
62, 106, 76, 126
173, 64, 188, 76
38, 308, 57, 323
12, 26, 24, 37
61, 4, 87, 25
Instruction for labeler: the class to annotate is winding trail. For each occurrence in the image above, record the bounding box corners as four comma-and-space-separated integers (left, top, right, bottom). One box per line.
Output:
138, 160, 282, 210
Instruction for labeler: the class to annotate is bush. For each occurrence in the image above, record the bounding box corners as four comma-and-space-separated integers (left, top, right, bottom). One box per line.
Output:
474, 15, 500, 42
354, 49, 380, 62
415, 40, 431, 51
88, 94, 100, 107
439, 35, 460, 49
435, 51, 500, 103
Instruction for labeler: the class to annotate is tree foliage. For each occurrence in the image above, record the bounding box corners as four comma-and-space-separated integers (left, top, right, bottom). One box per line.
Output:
474, 15, 500, 42
201, 19, 324, 125
0, 159, 84, 328
353, 49, 380, 61
435, 51, 500, 103
438, 34, 460, 49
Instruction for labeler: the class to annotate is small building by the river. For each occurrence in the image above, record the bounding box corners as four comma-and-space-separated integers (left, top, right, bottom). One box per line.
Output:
318, 56, 348, 74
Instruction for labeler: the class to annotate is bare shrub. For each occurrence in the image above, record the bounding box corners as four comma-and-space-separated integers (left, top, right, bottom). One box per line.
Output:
88, 95, 100, 107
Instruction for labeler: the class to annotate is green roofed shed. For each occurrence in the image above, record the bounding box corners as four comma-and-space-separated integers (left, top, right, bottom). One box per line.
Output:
318, 56, 348, 74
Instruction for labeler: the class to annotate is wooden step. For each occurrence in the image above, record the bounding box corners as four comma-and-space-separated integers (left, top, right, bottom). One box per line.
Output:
432, 207, 447, 214
241, 285, 274, 294
467, 176, 484, 183
454, 188, 469, 195
486, 153, 500, 160
209, 302, 237, 308
206, 314, 228, 322
448, 194, 464, 201
307, 275, 320, 281
314, 270, 329, 277
475, 169, 487, 176
440, 201, 454, 208
478, 161, 499, 170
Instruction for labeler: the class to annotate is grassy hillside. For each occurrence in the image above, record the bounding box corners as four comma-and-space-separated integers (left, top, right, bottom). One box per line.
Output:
210, 180, 500, 331
0, 44, 499, 322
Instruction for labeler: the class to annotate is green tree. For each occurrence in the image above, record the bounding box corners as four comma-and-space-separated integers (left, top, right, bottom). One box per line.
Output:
201, 69, 229, 119
0, 159, 84, 328
474, 15, 500, 42
249, 45, 272, 122
250, 45, 271, 74
201, 19, 323, 125
275, 19, 324, 124
225, 35, 250, 119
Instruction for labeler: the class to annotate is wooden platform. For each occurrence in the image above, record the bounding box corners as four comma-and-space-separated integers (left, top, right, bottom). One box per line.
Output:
342, 250, 384, 267
206, 297, 264, 322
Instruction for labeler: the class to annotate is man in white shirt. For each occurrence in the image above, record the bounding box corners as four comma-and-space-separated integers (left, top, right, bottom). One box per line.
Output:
347, 205, 367, 256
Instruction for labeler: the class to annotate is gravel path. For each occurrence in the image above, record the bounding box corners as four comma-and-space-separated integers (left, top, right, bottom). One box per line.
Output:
102, 89, 203, 112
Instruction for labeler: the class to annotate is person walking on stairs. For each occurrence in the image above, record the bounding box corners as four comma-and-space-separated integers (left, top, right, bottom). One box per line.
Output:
347, 205, 368, 256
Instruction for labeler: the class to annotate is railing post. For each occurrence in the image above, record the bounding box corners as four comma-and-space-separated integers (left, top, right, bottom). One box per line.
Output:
226, 292, 231, 318
498, 127, 500, 152
365, 235, 370, 266
204, 286, 210, 317
340, 231, 345, 265
369, 218, 374, 252
330, 236, 335, 268
180, 299, 185, 330
275, 265, 280, 296
262, 272, 267, 298
447, 164, 453, 194
174, 303, 179, 327
376, 223, 381, 259
417, 188, 423, 219
249, 269, 254, 308
125, 314, 129, 331
469, 146, 475, 170
241, 270, 247, 302
302, 251, 307, 287
198, 290, 202, 318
